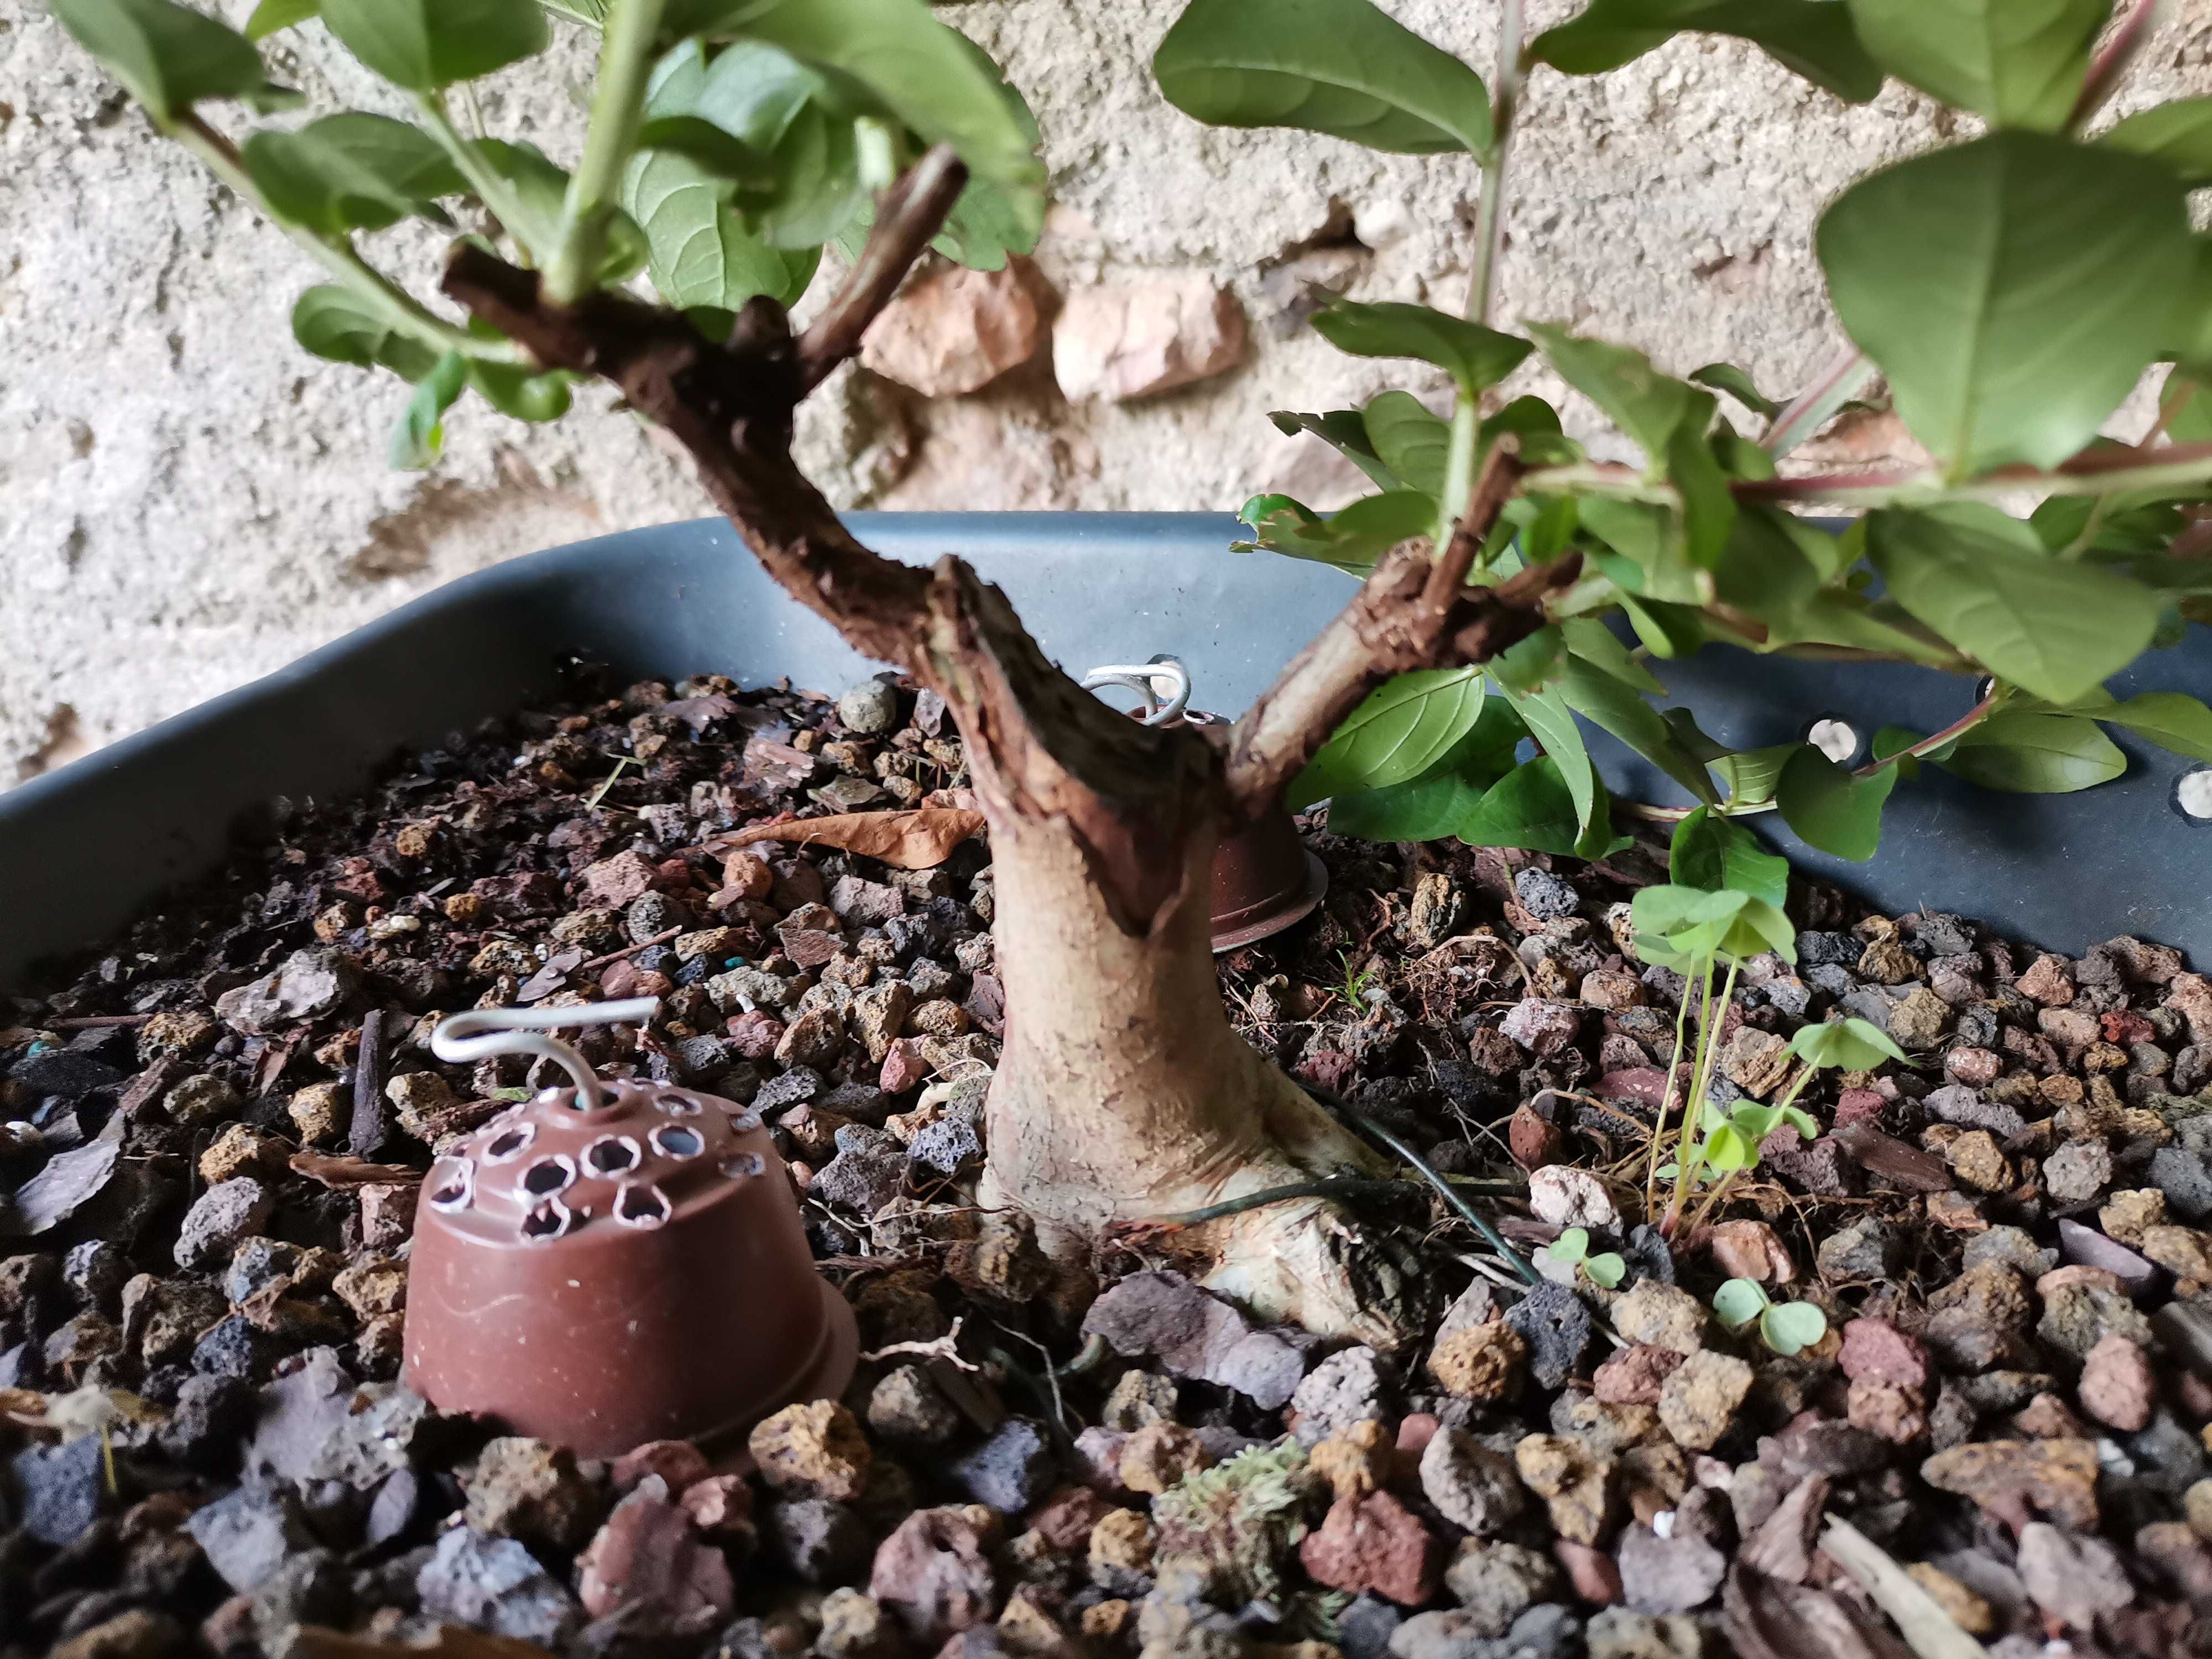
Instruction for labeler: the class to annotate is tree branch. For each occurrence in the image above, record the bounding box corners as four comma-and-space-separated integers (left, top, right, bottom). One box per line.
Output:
443, 243, 936, 668
1224, 443, 1567, 817
797, 144, 970, 394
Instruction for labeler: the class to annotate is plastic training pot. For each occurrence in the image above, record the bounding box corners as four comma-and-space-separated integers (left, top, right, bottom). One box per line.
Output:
404, 1073, 855, 1458
3, 512, 2211, 983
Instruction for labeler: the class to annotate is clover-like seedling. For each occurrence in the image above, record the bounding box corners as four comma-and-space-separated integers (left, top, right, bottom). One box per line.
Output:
1712, 1277, 1829, 1358
1541, 1225, 1625, 1289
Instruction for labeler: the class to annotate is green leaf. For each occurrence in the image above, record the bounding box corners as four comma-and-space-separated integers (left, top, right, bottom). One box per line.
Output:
1504, 685, 1600, 834
1708, 748, 1796, 814
1563, 619, 1664, 695
1843, 0, 2106, 131
1666, 416, 1736, 570
1270, 409, 1400, 493
477, 139, 649, 280
1670, 808, 1790, 907
1312, 303, 1533, 397
1775, 747, 1898, 861
1527, 324, 1704, 467
245, 0, 320, 40
925, 32, 1046, 270
1712, 1277, 1770, 1331
1547, 1227, 1591, 1264
1583, 1253, 1626, 1289
1291, 670, 1486, 810
53, 0, 282, 123
2103, 97, 2212, 187
743, 0, 1046, 209
1702, 1124, 1756, 1173
2084, 690, 2212, 763
624, 150, 821, 309
1486, 626, 1567, 697
389, 351, 468, 470
468, 359, 573, 422
1937, 711, 2127, 792
1710, 503, 1824, 620
1457, 758, 1623, 859
1533, 0, 1882, 102
1865, 505, 2159, 705
1329, 769, 1487, 842
1361, 392, 1451, 497
1760, 1300, 1828, 1356
1789, 1016, 1911, 1068
1481, 396, 1578, 467
1152, 0, 1493, 155
1235, 490, 1438, 578
1558, 654, 1719, 804
320, 0, 548, 90
289, 284, 439, 380
1691, 361, 1786, 419
1630, 884, 1783, 974
1817, 133, 2193, 475
242, 113, 463, 235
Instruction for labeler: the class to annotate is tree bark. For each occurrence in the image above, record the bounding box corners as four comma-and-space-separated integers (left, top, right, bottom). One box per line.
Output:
442, 161, 1559, 1348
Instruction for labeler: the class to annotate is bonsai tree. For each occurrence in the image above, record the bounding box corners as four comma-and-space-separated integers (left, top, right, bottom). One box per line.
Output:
54, 0, 2212, 1344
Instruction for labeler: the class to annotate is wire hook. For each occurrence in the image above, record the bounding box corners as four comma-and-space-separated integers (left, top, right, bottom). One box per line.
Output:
1080, 655, 1192, 727
431, 997, 661, 1112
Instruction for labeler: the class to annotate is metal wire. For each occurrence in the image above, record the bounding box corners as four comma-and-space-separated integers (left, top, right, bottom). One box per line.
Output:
430, 997, 660, 1110
1080, 655, 1192, 727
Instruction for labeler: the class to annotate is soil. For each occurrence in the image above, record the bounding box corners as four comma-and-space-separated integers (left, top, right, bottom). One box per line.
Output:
4, 663, 2211, 1659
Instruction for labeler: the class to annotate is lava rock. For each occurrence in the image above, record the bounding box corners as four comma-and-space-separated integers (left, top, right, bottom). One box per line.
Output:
948, 1418, 1057, 1513
185, 1482, 315, 1595
173, 1177, 275, 1272
415, 1525, 581, 1645
1504, 1282, 1593, 1391
11, 1432, 106, 1546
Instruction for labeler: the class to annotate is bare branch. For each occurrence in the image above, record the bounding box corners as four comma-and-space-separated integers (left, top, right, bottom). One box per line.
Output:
443, 244, 935, 669
1224, 443, 1569, 818
797, 144, 971, 394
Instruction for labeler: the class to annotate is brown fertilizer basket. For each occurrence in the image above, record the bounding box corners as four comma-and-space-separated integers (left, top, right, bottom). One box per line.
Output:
403, 1000, 855, 1459
1082, 658, 1329, 953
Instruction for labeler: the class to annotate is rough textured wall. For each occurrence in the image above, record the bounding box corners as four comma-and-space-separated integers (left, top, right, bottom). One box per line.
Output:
6, 1, 2212, 780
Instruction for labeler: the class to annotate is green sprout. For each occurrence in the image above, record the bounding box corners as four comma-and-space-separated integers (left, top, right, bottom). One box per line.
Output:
1631, 813, 1910, 1236
1712, 1277, 1829, 1357
1541, 1225, 1625, 1289
1337, 949, 1378, 1008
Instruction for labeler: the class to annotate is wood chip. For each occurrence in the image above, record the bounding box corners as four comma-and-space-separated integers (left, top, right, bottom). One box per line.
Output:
1818, 1515, 1984, 1659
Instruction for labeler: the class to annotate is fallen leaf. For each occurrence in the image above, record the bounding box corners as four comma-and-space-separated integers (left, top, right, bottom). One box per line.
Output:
716, 808, 985, 869
290, 1151, 422, 1189
2, 1114, 122, 1237
1833, 1123, 1953, 1192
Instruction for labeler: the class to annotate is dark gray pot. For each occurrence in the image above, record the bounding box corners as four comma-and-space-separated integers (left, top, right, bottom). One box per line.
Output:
3, 512, 2207, 988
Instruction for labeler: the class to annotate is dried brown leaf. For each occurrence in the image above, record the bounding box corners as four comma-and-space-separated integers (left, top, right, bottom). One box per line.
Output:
717, 808, 985, 869
289, 1151, 422, 1189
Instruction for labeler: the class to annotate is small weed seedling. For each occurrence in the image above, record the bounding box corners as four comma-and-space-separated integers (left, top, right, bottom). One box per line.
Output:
1632, 811, 1908, 1234
1713, 1277, 1830, 1358
1541, 1226, 1625, 1289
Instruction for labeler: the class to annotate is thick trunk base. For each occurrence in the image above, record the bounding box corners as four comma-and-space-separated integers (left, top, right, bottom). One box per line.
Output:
975, 806, 1428, 1350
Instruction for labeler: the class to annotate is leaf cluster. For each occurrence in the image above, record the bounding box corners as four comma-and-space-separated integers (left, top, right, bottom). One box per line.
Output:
1173, 0, 2212, 865
56, 0, 1044, 467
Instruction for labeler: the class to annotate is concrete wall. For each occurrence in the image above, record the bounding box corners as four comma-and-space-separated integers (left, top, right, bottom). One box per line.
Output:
7, 0, 2212, 780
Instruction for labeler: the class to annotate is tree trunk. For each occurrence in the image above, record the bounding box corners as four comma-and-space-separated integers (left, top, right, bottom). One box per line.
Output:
441, 179, 1559, 1354
975, 748, 1424, 1349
